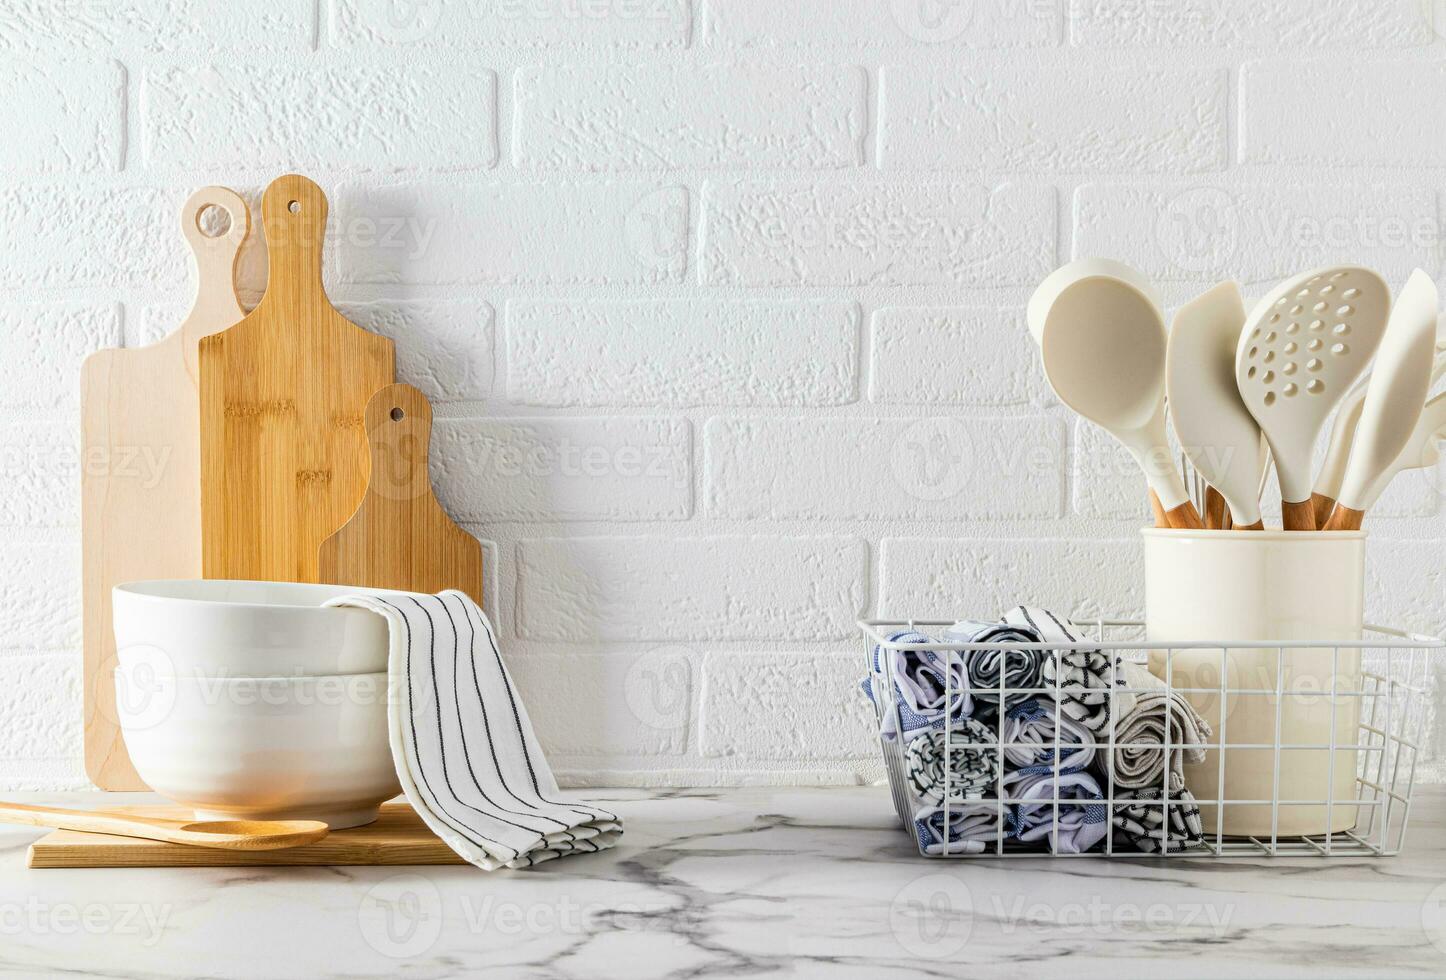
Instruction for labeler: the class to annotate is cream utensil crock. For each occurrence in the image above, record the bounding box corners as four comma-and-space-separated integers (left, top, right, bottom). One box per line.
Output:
1143, 529, 1366, 837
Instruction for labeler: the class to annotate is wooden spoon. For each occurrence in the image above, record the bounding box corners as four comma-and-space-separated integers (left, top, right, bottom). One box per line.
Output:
0, 802, 329, 851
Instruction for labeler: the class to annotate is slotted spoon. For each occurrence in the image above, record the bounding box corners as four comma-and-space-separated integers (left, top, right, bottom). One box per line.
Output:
1236, 266, 1391, 530
1323, 269, 1440, 530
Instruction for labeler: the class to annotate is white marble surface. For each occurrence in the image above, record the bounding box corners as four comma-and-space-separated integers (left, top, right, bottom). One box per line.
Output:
1, 786, 1444, 979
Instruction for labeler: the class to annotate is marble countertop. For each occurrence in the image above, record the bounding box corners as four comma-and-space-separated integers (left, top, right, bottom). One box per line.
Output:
1, 786, 1443, 979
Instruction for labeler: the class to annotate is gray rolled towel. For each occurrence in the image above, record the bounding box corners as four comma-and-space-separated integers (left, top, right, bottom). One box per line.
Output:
905, 718, 1000, 805
1107, 662, 1212, 792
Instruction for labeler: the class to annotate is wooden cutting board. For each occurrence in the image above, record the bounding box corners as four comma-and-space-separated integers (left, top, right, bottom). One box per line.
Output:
199, 174, 395, 584
319, 384, 483, 604
27, 802, 466, 868
80, 186, 250, 791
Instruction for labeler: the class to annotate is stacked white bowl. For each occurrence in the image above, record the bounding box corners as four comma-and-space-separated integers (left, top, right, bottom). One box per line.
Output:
112, 580, 404, 830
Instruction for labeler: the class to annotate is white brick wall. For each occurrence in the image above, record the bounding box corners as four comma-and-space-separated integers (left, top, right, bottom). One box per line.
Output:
2, 0, 1444, 790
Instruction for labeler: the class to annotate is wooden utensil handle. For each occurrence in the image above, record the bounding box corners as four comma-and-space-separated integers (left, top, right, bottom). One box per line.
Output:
1164, 500, 1206, 529
1204, 487, 1227, 530
0, 801, 175, 837
1310, 492, 1338, 530
1322, 505, 1365, 532
1148, 490, 1168, 528
1281, 499, 1318, 531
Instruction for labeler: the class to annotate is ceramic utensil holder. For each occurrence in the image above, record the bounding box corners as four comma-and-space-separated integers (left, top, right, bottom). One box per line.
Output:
1142, 529, 1367, 837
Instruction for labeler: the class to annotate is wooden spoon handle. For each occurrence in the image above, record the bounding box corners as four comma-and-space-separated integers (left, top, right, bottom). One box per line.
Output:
0, 801, 181, 839
1322, 504, 1365, 532
1204, 487, 1227, 529
1148, 490, 1168, 528
1281, 499, 1318, 531
1164, 499, 1206, 529
1310, 492, 1338, 530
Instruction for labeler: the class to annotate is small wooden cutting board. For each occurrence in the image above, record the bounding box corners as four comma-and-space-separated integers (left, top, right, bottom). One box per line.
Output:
27, 802, 466, 868
80, 186, 249, 791
199, 174, 395, 585
319, 384, 483, 604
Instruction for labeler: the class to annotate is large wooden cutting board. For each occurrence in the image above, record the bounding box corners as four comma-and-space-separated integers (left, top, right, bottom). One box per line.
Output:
80, 186, 250, 791
27, 802, 465, 868
199, 174, 395, 584
319, 384, 483, 604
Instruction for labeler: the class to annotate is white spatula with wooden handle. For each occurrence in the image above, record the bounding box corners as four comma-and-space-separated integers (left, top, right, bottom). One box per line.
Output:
1324, 270, 1440, 531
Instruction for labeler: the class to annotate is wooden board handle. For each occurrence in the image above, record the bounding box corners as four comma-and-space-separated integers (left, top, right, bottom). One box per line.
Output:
259, 174, 327, 301
179, 186, 248, 346
364, 382, 435, 504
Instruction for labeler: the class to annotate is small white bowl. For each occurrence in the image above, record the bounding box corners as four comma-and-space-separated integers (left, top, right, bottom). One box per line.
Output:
116, 667, 401, 830
113, 579, 410, 678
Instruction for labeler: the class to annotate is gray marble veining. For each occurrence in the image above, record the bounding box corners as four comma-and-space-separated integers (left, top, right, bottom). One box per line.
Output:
0, 787, 1443, 979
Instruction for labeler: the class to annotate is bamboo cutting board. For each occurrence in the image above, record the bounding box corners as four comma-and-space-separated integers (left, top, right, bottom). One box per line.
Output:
319, 384, 483, 604
199, 174, 395, 584
80, 186, 250, 791
27, 802, 466, 868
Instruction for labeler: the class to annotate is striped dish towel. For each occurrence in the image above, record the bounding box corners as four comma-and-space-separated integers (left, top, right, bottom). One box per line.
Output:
326, 590, 623, 870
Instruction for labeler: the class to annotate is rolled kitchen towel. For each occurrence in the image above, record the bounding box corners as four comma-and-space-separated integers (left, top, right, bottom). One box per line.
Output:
1010, 769, 1110, 854
1106, 661, 1212, 793
1001, 606, 1132, 734
326, 590, 622, 871
998, 697, 1096, 774
1111, 786, 1206, 854
913, 803, 1017, 856
869, 630, 972, 741
941, 620, 1044, 709
905, 719, 1000, 805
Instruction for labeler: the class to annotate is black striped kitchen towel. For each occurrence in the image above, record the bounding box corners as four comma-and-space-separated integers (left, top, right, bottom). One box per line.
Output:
326, 590, 623, 870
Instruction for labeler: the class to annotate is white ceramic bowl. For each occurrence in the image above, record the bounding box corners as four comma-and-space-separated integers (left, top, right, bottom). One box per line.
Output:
113, 579, 408, 677
116, 667, 401, 829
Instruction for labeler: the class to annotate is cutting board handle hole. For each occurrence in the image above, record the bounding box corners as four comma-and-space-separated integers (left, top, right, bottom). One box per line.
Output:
196, 204, 232, 238
288, 200, 301, 214
390, 407, 405, 422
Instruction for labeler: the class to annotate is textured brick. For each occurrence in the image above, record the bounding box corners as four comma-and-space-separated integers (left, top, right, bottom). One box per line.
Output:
0, 187, 174, 288
707, 0, 1060, 47
516, 536, 867, 642
507, 300, 858, 407
1242, 61, 1446, 167
431, 417, 690, 522
0, 304, 122, 411
144, 65, 497, 171
515, 64, 865, 170
869, 307, 1044, 406
337, 300, 494, 403
1071, 0, 1429, 48
0, 545, 80, 651
880, 65, 1225, 173
0, 59, 122, 172
0, 423, 77, 528
0, 655, 80, 760
705, 416, 1064, 520
336, 181, 688, 284
700, 653, 875, 760
703, 181, 1054, 286
1073, 183, 1438, 284
0, 0, 314, 52
508, 649, 692, 756
879, 537, 1140, 623
330, 0, 691, 49
1072, 419, 1160, 522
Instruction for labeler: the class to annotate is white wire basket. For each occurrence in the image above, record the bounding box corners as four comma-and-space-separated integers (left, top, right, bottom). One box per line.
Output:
861, 618, 1443, 858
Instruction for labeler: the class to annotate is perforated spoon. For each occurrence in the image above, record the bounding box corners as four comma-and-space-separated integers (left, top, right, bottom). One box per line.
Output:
1167, 281, 1266, 530
0, 801, 330, 850
1324, 269, 1440, 531
1034, 262, 1202, 528
1236, 266, 1391, 530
